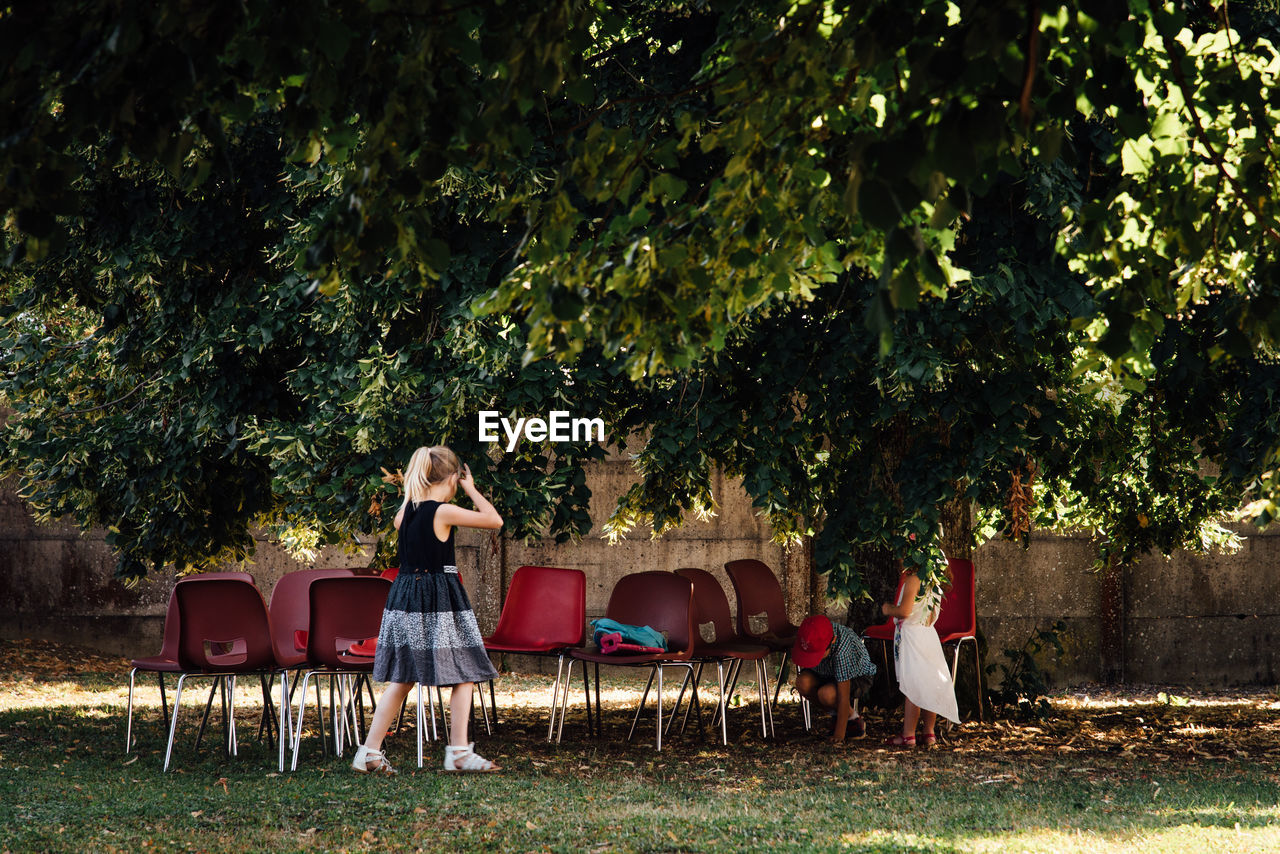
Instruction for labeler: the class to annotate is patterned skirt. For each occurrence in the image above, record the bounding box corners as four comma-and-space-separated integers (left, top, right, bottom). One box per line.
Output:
372, 569, 498, 686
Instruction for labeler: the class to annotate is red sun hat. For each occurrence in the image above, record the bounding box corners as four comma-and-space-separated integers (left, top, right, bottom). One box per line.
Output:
791, 615, 835, 669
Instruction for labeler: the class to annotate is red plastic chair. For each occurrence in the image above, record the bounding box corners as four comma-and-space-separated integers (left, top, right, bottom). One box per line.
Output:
270, 568, 357, 658
934, 558, 981, 721
125, 571, 254, 753
290, 575, 392, 769
673, 568, 773, 743
723, 559, 801, 709
483, 565, 586, 741
164, 577, 288, 772
266, 568, 354, 751
862, 560, 982, 721
332, 566, 473, 754
862, 574, 906, 644
563, 571, 695, 750
346, 566, 399, 657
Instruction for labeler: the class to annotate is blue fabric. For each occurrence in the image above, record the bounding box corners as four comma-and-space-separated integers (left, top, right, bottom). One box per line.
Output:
590, 618, 667, 651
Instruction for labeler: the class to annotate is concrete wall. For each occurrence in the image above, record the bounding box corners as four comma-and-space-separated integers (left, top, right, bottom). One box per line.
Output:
972, 527, 1280, 686
3, 460, 1278, 687
0, 478, 379, 658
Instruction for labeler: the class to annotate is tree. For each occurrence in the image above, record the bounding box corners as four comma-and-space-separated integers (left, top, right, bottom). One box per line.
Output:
2, 1, 1278, 599
0, 118, 636, 578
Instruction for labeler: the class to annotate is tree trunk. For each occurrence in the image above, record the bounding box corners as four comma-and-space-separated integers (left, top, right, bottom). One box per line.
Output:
1099, 551, 1125, 684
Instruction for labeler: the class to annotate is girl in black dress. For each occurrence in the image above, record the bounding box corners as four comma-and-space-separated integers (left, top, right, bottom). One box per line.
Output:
352, 446, 503, 774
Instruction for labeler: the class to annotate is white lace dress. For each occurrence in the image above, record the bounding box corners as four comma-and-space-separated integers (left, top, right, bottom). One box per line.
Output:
893, 583, 960, 723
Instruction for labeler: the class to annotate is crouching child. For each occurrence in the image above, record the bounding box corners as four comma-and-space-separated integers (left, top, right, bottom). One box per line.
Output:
791, 615, 877, 742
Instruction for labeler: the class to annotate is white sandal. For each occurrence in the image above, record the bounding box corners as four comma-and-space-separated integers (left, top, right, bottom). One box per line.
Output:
443, 743, 499, 772
351, 744, 396, 776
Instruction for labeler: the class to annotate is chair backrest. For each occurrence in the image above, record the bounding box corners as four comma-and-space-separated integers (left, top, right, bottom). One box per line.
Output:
723, 559, 789, 637
268, 568, 355, 657
604, 571, 694, 658
174, 578, 277, 671
306, 576, 393, 667
933, 558, 976, 639
153, 590, 182, 661
674, 567, 735, 645
181, 570, 255, 583
490, 565, 586, 649
152, 572, 257, 660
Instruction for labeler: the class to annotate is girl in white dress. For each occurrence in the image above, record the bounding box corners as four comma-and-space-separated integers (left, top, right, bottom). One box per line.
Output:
881, 567, 960, 746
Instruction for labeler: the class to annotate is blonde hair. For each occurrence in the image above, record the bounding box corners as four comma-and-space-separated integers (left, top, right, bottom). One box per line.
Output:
403, 446, 461, 503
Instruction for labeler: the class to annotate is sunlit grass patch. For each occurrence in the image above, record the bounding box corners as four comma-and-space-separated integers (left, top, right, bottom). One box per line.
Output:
2, 639, 1279, 853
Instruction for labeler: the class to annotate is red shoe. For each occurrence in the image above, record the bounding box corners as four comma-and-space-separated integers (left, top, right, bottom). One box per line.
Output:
884, 734, 916, 747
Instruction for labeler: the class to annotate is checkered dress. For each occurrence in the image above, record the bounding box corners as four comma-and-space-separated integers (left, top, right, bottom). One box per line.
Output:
812, 623, 877, 682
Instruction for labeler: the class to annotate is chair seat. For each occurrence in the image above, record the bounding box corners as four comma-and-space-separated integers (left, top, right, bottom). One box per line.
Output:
275, 651, 307, 668
571, 648, 686, 666
325, 652, 375, 670
862, 620, 895, 641
937, 630, 976, 644
483, 637, 573, 654
131, 656, 183, 672
347, 639, 377, 657
691, 641, 771, 660
750, 632, 798, 652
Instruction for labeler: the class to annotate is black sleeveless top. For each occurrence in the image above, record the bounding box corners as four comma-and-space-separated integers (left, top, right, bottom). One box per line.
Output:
397, 500, 456, 574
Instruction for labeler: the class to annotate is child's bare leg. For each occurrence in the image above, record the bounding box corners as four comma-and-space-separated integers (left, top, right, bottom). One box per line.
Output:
921, 709, 937, 737
902, 697, 922, 737
448, 681, 474, 747
361, 681, 413, 753
795, 671, 822, 704
815, 682, 838, 712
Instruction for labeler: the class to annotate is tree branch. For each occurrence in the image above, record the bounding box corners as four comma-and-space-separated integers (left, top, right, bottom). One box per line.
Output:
1019, 0, 1041, 128
60, 372, 159, 418
1162, 31, 1280, 245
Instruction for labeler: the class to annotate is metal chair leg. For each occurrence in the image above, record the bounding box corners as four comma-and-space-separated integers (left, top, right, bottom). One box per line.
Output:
716, 661, 728, 745
973, 638, 984, 722
290, 672, 311, 771
228, 676, 239, 758
476, 680, 492, 736
547, 654, 565, 742
627, 668, 657, 742
158, 673, 170, 734
556, 659, 576, 744
669, 663, 699, 736
656, 665, 665, 751
713, 659, 744, 729
194, 680, 219, 751
163, 674, 189, 772
593, 663, 602, 733
416, 684, 425, 768
771, 650, 791, 710
278, 671, 290, 772
125, 669, 138, 752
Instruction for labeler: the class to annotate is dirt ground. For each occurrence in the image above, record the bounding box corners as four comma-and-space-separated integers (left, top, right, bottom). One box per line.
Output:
5, 637, 1280, 765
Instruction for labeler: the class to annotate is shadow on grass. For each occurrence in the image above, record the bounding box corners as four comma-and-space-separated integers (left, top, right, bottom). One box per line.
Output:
2, 642, 1279, 853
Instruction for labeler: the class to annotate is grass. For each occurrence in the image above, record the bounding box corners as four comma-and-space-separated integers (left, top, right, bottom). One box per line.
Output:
1, 640, 1279, 853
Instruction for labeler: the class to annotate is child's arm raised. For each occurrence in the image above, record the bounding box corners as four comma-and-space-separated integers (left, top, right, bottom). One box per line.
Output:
436, 465, 504, 530
880, 572, 921, 620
